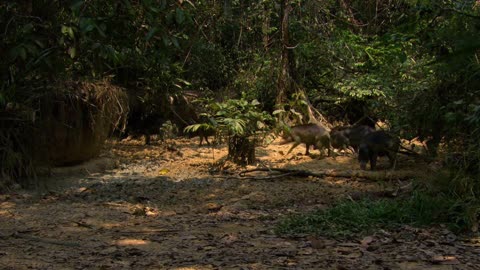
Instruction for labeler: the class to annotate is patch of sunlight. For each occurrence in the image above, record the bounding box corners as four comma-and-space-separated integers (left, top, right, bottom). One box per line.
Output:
173, 267, 213, 270
76, 187, 88, 193
0, 202, 16, 210
100, 223, 123, 229
468, 235, 480, 244
332, 155, 356, 165
205, 193, 217, 199
116, 239, 150, 246
0, 210, 12, 216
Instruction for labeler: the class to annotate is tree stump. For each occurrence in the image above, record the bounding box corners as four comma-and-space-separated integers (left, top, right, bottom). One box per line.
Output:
227, 136, 256, 165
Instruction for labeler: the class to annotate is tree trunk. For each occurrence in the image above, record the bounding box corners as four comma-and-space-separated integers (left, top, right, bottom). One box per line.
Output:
274, 0, 329, 126
276, 0, 315, 124
262, 2, 271, 51
224, 0, 232, 19
275, 0, 295, 109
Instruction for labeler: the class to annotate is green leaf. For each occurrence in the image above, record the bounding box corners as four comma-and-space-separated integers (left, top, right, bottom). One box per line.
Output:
22, 23, 34, 33
399, 52, 407, 63
171, 37, 180, 48
160, 0, 167, 10
149, 6, 160, 13
70, 0, 84, 12
31, 47, 55, 66
184, 124, 202, 133
83, 24, 95, 33
18, 46, 27, 60
444, 112, 457, 123
24, 44, 38, 55
176, 78, 191, 86
272, 109, 285, 115
175, 8, 185, 24
61, 25, 75, 39
184, 0, 195, 7
33, 39, 45, 48
95, 24, 106, 37
68, 47, 76, 58
162, 35, 170, 46
145, 27, 157, 41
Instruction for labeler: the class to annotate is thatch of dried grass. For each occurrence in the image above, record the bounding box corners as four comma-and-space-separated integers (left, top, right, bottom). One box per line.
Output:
0, 79, 128, 190
35, 79, 128, 166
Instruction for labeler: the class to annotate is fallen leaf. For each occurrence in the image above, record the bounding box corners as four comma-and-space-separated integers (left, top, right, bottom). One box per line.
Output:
158, 168, 170, 175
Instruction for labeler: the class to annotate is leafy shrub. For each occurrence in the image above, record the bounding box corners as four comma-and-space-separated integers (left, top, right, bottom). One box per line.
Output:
184, 96, 273, 164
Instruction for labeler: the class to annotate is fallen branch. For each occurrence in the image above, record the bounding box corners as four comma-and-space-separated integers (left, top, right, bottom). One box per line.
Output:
238, 167, 418, 181
240, 168, 326, 178
239, 172, 297, 180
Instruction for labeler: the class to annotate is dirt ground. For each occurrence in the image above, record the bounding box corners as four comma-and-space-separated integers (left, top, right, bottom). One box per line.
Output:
1, 136, 479, 269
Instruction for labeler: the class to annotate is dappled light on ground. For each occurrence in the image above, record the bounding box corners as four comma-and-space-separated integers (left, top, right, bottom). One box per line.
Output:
115, 239, 150, 246
0, 137, 478, 269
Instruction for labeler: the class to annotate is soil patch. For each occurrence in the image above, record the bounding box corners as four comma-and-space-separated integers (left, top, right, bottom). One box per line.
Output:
1, 137, 478, 269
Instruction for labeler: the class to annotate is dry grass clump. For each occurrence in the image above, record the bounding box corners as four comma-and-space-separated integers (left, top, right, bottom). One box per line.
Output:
0, 79, 128, 190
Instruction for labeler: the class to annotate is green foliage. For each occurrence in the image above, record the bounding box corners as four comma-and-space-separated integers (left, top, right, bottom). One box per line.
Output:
183, 122, 215, 134
0, 114, 37, 190
273, 92, 310, 124
178, 0, 480, 226
276, 192, 477, 238
1, 1, 196, 100
185, 96, 273, 140
230, 53, 279, 112
184, 96, 273, 164
185, 44, 233, 91
159, 120, 179, 141
295, 1, 480, 165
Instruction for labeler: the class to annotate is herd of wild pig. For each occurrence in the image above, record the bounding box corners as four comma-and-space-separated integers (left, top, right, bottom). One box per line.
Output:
280, 123, 400, 171
185, 122, 400, 171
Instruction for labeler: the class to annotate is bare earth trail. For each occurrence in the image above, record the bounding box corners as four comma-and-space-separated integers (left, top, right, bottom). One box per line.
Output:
1, 138, 479, 269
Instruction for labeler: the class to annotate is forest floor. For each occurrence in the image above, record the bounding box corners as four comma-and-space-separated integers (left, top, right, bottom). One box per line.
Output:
1, 136, 479, 269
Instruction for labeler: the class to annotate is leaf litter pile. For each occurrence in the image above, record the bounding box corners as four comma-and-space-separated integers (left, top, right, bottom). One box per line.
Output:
1, 137, 479, 269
